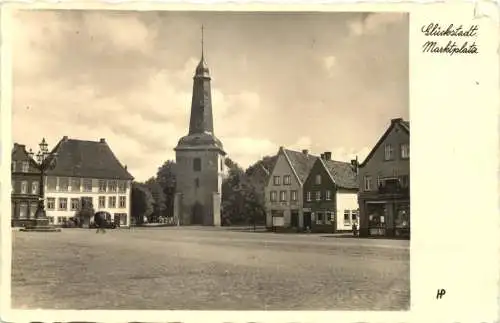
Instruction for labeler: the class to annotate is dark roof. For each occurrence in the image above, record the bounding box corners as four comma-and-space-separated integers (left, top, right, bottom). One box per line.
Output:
283, 148, 317, 183
321, 159, 358, 189
46, 137, 133, 180
360, 118, 410, 168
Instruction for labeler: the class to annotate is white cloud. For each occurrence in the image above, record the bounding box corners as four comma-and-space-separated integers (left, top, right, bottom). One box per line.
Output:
348, 13, 407, 37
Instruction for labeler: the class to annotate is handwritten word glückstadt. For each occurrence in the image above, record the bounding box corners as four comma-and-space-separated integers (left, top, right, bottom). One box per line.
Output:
421, 23, 479, 37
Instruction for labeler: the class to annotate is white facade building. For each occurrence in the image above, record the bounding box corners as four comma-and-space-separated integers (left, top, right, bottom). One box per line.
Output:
43, 136, 133, 227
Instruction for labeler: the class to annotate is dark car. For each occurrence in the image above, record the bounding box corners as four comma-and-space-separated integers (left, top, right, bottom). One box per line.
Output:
91, 211, 118, 229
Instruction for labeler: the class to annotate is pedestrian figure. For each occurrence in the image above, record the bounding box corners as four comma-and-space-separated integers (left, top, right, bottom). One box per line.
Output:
94, 212, 106, 234
352, 222, 358, 237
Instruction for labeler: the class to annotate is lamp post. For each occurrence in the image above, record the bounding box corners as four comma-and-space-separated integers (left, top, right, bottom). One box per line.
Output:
22, 138, 60, 231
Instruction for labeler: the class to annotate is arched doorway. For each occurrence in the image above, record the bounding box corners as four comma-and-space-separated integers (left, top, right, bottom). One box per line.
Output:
191, 202, 204, 225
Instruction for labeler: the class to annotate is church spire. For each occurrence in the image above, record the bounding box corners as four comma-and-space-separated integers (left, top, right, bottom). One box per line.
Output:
188, 25, 213, 135
195, 25, 210, 79
201, 24, 204, 59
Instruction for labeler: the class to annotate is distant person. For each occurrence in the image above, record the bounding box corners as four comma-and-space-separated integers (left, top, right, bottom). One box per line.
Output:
352, 222, 358, 237
94, 213, 106, 234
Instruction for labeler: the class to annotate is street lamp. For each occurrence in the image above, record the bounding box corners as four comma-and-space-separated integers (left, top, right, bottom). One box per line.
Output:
32, 138, 58, 226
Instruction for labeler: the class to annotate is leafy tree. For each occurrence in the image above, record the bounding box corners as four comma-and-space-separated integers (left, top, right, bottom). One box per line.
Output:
131, 182, 154, 225
156, 160, 176, 217
75, 198, 95, 228
221, 156, 269, 228
144, 177, 167, 222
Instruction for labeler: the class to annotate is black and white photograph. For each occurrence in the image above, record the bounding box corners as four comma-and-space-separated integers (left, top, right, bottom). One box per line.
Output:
9, 9, 410, 311
2, 3, 498, 322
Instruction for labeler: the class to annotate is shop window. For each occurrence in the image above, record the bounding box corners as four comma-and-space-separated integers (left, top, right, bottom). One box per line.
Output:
395, 204, 410, 228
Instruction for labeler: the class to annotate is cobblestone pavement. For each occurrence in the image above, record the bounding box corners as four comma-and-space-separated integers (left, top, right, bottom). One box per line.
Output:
11, 227, 409, 310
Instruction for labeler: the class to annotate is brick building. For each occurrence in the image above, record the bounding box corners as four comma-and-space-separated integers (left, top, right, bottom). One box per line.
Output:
264, 147, 316, 231
358, 118, 410, 238
11, 143, 42, 227
302, 152, 359, 233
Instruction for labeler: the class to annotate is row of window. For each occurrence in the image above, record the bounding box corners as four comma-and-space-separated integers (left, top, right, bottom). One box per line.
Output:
313, 210, 358, 225
13, 202, 38, 219
270, 190, 335, 202
46, 177, 128, 193
13, 180, 39, 195
12, 161, 31, 173
273, 175, 292, 186
384, 143, 409, 161
46, 196, 127, 211
306, 190, 332, 202
270, 190, 298, 202
363, 175, 409, 191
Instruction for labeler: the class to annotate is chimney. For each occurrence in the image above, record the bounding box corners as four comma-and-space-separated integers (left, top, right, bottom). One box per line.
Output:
324, 151, 332, 161
351, 158, 358, 173
124, 165, 127, 171
99, 138, 106, 143
302, 149, 309, 156
391, 118, 403, 124
63, 136, 68, 141
320, 153, 325, 160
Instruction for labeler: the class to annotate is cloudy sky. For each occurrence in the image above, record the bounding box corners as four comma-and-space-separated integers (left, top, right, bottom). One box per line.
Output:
12, 10, 408, 182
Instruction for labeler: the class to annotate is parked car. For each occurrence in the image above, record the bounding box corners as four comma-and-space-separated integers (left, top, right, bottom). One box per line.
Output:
90, 211, 118, 229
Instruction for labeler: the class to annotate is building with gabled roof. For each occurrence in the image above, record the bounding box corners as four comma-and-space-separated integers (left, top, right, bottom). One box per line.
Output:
264, 147, 316, 231
358, 118, 410, 238
303, 152, 359, 232
11, 143, 42, 227
43, 136, 134, 227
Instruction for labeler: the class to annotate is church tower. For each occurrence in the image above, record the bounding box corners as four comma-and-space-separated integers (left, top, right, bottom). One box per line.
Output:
174, 26, 226, 226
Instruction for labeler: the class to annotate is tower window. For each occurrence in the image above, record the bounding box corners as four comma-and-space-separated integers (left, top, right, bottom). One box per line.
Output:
195, 178, 200, 188
220, 159, 223, 171
193, 158, 202, 172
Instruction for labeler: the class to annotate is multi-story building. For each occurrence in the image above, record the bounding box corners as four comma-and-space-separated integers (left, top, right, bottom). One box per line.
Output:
358, 118, 410, 238
11, 143, 42, 227
264, 147, 316, 231
43, 136, 134, 227
302, 152, 359, 233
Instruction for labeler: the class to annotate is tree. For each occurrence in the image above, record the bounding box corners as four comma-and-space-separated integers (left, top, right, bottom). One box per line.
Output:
221, 156, 268, 228
144, 177, 167, 222
156, 160, 176, 218
75, 198, 95, 228
131, 182, 154, 225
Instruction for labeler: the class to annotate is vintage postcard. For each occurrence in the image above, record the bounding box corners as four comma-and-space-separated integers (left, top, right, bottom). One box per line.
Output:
0, 1, 498, 322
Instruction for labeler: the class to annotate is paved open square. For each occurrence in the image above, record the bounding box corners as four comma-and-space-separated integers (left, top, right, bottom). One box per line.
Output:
12, 227, 409, 310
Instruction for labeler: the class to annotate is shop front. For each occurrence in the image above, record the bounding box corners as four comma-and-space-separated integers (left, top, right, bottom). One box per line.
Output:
361, 199, 410, 238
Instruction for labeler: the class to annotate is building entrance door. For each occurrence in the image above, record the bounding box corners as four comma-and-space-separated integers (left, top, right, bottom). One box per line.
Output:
191, 202, 204, 225
291, 210, 299, 227
303, 212, 312, 230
